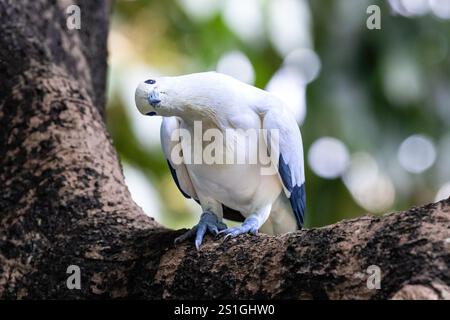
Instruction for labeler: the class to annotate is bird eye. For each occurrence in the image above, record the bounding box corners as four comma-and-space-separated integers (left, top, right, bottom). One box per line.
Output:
145, 79, 156, 84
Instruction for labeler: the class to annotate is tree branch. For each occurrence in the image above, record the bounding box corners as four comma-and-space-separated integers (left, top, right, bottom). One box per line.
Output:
0, 0, 448, 300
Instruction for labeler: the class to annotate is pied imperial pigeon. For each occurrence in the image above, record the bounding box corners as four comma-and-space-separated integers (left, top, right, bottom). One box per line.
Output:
135, 72, 305, 249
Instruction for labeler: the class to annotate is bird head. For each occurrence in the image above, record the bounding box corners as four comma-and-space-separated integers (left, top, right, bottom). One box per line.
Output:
135, 72, 236, 118
135, 78, 168, 116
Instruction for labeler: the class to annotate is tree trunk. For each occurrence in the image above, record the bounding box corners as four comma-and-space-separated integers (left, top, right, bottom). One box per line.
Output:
0, 0, 449, 300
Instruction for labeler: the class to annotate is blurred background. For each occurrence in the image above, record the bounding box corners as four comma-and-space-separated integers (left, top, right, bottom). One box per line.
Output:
106, 0, 450, 229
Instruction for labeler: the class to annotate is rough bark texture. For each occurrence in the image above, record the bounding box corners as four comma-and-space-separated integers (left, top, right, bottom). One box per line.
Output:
0, 0, 449, 300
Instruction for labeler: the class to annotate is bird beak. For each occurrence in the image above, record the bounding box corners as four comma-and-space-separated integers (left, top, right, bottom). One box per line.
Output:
148, 89, 161, 107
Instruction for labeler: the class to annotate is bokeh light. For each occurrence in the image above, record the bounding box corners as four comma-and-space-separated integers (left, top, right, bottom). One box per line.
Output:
177, 0, 221, 22
222, 0, 264, 46
398, 134, 436, 174
268, 0, 312, 56
284, 48, 321, 84
430, 0, 450, 19
216, 50, 255, 85
401, 0, 430, 16
343, 153, 396, 213
308, 137, 350, 179
389, 0, 450, 19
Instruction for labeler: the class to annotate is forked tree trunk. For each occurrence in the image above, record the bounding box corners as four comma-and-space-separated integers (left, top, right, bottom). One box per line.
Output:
0, 0, 449, 300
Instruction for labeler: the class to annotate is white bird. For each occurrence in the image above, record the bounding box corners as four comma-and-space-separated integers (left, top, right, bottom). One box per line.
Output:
135, 72, 305, 249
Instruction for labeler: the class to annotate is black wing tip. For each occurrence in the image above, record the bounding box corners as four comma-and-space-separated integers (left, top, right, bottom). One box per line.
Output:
278, 155, 306, 229
290, 183, 306, 229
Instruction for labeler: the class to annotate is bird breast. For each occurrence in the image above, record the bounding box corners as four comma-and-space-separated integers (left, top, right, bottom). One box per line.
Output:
180, 120, 283, 214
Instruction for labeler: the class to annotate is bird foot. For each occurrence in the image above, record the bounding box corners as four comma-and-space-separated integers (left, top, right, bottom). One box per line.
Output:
174, 211, 227, 250
219, 217, 259, 240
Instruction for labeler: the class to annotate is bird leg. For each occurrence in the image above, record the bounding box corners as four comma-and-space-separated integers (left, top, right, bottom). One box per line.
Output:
174, 211, 227, 250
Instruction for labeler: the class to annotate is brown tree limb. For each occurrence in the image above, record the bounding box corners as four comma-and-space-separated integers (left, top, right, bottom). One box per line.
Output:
0, 0, 449, 300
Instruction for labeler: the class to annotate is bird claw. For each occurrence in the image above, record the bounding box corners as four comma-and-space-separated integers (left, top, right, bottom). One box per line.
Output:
219, 217, 259, 240
174, 211, 227, 249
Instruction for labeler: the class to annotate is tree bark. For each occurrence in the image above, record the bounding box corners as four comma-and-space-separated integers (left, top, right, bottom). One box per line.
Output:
0, 0, 449, 300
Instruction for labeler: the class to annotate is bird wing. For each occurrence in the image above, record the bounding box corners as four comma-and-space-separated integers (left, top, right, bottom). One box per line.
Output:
160, 117, 198, 200
262, 100, 306, 228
